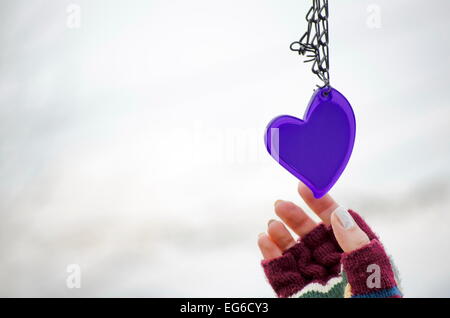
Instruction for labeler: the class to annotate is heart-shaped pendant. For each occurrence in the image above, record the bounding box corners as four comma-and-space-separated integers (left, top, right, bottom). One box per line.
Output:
265, 87, 356, 198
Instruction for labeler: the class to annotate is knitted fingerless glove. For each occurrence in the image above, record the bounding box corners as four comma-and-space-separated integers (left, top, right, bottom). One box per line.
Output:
261, 210, 402, 298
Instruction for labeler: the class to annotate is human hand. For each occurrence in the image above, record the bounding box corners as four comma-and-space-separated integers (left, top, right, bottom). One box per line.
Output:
257, 183, 401, 298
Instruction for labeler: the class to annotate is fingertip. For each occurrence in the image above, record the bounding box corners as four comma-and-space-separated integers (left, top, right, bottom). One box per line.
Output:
298, 181, 310, 196
274, 200, 317, 237
274, 200, 284, 207
330, 208, 370, 253
257, 233, 283, 260
257, 232, 268, 247
274, 200, 296, 215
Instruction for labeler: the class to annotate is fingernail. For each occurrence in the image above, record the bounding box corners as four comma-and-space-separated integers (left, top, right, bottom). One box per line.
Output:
333, 206, 355, 230
274, 200, 284, 207
268, 219, 277, 226
258, 232, 266, 238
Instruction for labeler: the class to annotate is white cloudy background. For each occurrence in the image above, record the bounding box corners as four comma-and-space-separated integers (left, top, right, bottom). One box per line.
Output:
0, 0, 449, 297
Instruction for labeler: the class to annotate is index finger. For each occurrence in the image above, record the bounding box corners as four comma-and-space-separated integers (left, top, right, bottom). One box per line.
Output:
298, 182, 338, 225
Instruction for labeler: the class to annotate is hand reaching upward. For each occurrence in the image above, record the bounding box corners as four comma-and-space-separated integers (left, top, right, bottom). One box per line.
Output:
258, 183, 402, 298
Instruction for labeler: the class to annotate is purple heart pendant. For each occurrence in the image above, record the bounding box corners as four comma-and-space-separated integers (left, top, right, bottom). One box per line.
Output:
265, 87, 356, 198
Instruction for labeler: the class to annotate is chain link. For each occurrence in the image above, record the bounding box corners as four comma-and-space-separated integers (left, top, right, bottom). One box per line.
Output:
290, 0, 330, 88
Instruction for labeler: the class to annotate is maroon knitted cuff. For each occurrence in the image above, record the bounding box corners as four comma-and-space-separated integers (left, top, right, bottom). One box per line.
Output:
342, 239, 397, 296
262, 224, 342, 298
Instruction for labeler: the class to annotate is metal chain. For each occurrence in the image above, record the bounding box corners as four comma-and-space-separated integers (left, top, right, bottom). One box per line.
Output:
290, 0, 330, 88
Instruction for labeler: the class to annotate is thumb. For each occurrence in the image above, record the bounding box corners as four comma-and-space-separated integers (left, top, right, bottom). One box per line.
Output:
330, 207, 370, 253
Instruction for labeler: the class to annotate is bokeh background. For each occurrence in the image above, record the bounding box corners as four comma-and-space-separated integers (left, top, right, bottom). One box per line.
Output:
1, 0, 449, 297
